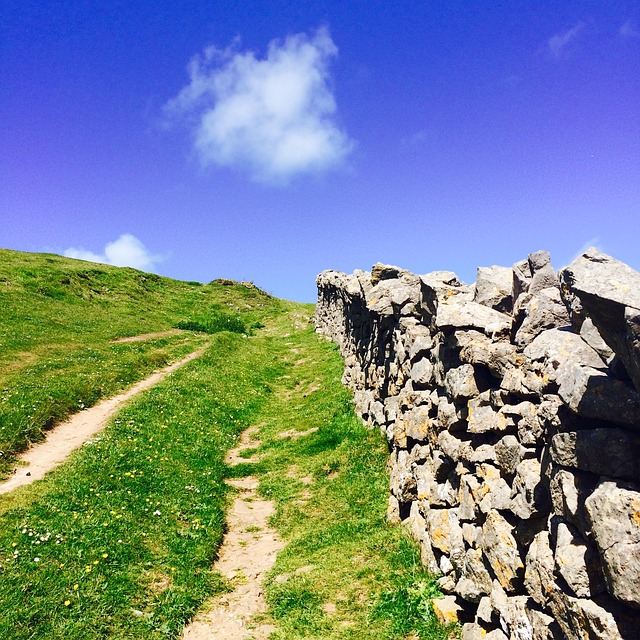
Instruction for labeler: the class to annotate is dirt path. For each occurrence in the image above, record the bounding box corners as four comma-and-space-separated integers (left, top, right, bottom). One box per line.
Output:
111, 329, 183, 343
182, 426, 284, 640
0, 349, 203, 495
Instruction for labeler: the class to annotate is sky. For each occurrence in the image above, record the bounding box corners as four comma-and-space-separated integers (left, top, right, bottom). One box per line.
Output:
2, 1, 639, 302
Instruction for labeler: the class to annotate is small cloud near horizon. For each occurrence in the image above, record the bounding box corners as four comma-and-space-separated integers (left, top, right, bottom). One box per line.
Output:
64, 234, 163, 272
548, 22, 584, 58
164, 27, 354, 184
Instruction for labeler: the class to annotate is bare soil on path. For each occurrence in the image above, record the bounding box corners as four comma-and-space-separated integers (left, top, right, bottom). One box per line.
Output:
182, 426, 284, 640
0, 349, 203, 495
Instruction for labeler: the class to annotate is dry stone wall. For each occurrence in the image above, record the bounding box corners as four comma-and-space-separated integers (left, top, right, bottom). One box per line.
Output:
314, 249, 640, 640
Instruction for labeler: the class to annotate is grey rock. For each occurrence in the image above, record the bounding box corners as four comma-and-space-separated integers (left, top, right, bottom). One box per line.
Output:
500, 362, 547, 398
549, 591, 624, 640
476, 595, 493, 623
553, 518, 605, 599
439, 553, 454, 576
513, 259, 533, 313
527, 608, 564, 640
470, 443, 497, 464
370, 263, 404, 284
454, 329, 520, 377
559, 248, 640, 393
456, 547, 493, 602
528, 250, 558, 293
462, 522, 483, 548
410, 357, 434, 389
389, 462, 417, 503
556, 362, 640, 428
438, 430, 473, 462
437, 396, 466, 430
525, 531, 555, 606
401, 404, 433, 442
409, 334, 434, 361
436, 299, 512, 338
549, 467, 597, 538
501, 401, 544, 445
476, 464, 512, 513
514, 287, 571, 346
458, 474, 481, 521
551, 429, 640, 482
445, 364, 480, 400
468, 398, 511, 434
495, 435, 525, 475
475, 265, 514, 314
585, 480, 640, 607
426, 508, 465, 555
482, 511, 524, 592
510, 458, 548, 520
524, 328, 607, 375
580, 317, 616, 365
386, 493, 401, 524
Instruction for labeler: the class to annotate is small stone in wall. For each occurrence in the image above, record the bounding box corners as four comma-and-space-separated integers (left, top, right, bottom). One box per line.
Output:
482, 511, 524, 593
475, 265, 514, 314
553, 517, 605, 599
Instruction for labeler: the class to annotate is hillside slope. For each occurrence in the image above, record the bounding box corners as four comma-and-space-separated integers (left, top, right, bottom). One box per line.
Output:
0, 249, 283, 477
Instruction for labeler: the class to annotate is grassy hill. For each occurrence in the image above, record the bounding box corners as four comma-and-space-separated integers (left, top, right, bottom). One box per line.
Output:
0, 248, 282, 477
0, 249, 450, 640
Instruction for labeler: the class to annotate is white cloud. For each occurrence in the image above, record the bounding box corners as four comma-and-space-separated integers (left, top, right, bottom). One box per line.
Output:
164, 27, 354, 184
548, 23, 584, 58
64, 234, 162, 272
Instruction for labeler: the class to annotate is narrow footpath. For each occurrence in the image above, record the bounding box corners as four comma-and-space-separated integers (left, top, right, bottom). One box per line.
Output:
182, 426, 284, 639
0, 349, 203, 495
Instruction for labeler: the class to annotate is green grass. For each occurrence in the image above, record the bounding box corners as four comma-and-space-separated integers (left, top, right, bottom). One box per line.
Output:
223, 312, 454, 640
0, 250, 452, 639
0, 249, 282, 477
0, 332, 283, 638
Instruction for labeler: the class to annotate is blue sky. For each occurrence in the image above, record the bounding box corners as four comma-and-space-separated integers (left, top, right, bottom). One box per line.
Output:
2, 1, 639, 301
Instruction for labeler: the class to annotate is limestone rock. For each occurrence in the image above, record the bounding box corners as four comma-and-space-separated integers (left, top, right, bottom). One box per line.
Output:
524, 328, 607, 376
510, 458, 548, 520
559, 248, 640, 393
468, 398, 510, 434
549, 591, 624, 640
495, 435, 524, 475
459, 474, 481, 521
482, 511, 524, 592
436, 299, 512, 338
553, 518, 605, 599
476, 465, 512, 514
401, 404, 433, 442
454, 329, 521, 377
551, 429, 640, 482
556, 362, 640, 428
426, 508, 464, 555
445, 364, 480, 400
585, 480, 640, 607
411, 357, 434, 389
436, 396, 466, 430
549, 467, 597, 538
432, 595, 463, 624
420, 271, 473, 319
514, 287, 571, 346
409, 334, 434, 361
525, 531, 555, 607
475, 265, 514, 314
371, 262, 404, 285
456, 547, 493, 602
527, 608, 564, 640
